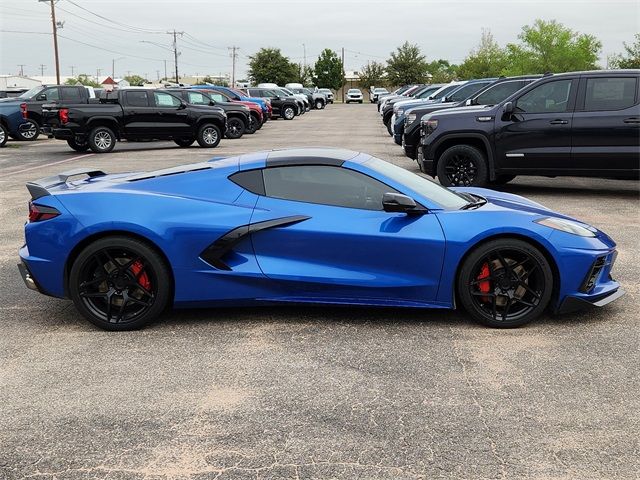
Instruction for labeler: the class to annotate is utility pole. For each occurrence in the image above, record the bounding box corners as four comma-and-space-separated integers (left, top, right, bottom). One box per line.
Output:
96, 68, 102, 83
341, 47, 345, 103
39, 0, 60, 84
163, 60, 167, 81
228, 46, 239, 87
39, 64, 46, 76
17, 64, 26, 76
70, 65, 76, 77
168, 29, 183, 83
156, 70, 160, 81
303, 43, 306, 67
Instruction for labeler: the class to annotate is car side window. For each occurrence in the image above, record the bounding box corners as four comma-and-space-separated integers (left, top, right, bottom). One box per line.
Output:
208, 93, 225, 102
187, 92, 209, 105
154, 91, 181, 108
584, 77, 637, 111
61, 87, 83, 102
262, 165, 398, 211
125, 90, 149, 107
475, 81, 527, 106
40, 87, 59, 101
516, 79, 573, 113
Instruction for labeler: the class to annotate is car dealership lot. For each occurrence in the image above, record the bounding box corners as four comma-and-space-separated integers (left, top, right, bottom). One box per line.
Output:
1, 104, 638, 479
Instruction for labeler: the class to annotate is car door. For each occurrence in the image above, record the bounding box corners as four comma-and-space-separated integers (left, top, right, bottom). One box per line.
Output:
571, 75, 640, 177
495, 78, 576, 172
150, 91, 191, 137
121, 90, 160, 136
30, 86, 60, 120
247, 165, 447, 305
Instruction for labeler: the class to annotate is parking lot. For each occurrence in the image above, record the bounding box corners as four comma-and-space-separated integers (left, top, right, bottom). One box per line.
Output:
1, 103, 638, 479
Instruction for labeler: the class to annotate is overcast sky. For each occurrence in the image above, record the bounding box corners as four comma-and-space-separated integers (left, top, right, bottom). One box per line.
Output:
1, 0, 638, 80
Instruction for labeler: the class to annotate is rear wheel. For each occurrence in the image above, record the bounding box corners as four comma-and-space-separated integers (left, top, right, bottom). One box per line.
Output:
17, 119, 40, 141
69, 236, 171, 331
457, 239, 554, 328
0, 123, 7, 148
282, 105, 296, 120
88, 126, 116, 153
196, 123, 221, 148
174, 138, 195, 147
67, 138, 89, 152
225, 117, 245, 139
246, 114, 259, 134
437, 145, 488, 187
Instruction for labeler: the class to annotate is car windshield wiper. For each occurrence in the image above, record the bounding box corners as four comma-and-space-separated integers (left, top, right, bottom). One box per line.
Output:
460, 195, 487, 210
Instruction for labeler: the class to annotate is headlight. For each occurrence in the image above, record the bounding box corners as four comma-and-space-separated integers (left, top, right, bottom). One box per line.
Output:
396, 109, 404, 116
424, 119, 438, 134
535, 217, 596, 237
406, 113, 417, 125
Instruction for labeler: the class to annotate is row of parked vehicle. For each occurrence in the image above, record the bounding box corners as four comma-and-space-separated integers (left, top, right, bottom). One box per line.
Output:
377, 70, 640, 187
0, 82, 334, 153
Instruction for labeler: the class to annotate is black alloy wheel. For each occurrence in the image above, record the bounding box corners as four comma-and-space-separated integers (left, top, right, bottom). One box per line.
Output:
67, 138, 89, 152
437, 145, 488, 187
17, 119, 40, 141
282, 106, 296, 120
458, 239, 553, 328
225, 117, 245, 139
0, 123, 7, 148
196, 123, 221, 148
69, 237, 171, 330
246, 114, 258, 134
174, 138, 195, 147
88, 126, 116, 153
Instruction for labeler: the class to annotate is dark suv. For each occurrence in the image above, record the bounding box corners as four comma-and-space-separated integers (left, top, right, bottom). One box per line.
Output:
418, 70, 640, 186
245, 88, 299, 120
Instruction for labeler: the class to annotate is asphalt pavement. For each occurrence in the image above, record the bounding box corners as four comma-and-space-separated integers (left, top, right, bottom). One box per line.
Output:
0, 104, 638, 479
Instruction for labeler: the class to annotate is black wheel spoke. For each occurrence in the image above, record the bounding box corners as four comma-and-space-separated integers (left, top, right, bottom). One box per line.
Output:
519, 264, 538, 282
116, 295, 128, 322
514, 298, 537, 308
80, 291, 107, 299
105, 291, 113, 322
468, 275, 499, 286
80, 275, 108, 289
127, 296, 152, 308
470, 291, 496, 297
517, 281, 541, 299
501, 297, 513, 322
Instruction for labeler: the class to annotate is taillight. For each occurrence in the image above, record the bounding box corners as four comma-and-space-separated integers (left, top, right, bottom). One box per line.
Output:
28, 202, 60, 222
59, 108, 69, 124
20, 102, 28, 119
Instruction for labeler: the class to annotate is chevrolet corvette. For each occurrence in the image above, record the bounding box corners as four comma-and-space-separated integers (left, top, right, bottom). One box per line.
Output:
18, 148, 623, 330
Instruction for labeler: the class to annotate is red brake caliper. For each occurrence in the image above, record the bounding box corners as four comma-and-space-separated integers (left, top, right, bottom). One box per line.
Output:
477, 263, 491, 302
130, 261, 151, 291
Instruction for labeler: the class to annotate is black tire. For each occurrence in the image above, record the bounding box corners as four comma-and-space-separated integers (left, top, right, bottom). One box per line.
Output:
386, 121, 393, 136
282, 105, 296, 120
67, 138, 89, 152
315, 99, 324, 109
88, 126, 116, 153
225, 117, 245, 139
246, 114, 259, 134
457, 239, 554, 328
0, 123, 7, 148
359, 100, 363, 104
436, 145, 488, 187
17, 119, 40, 141
196, 123, 221, 148
68, 236, 172, 331
490, 174, 517, 185
174, 138, 195, 148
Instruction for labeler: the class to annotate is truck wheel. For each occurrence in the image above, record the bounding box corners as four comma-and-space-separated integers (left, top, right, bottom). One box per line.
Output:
225, 117, 245, 139
88, 126, 116, 153
282, 106, 296, 120
67, 138, 89, 152
246, 114, 258, 134
386, 121, 393, 136
196, 124, 221, 148
0, 123, 7, 148
17, 120, 40, 141
174, 138, 195, 147
436, 145, 488, 187
315, 99, 324, 110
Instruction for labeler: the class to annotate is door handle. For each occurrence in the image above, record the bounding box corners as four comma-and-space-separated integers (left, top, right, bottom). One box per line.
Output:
549, 119, 568, 125
623, 117, 640, 124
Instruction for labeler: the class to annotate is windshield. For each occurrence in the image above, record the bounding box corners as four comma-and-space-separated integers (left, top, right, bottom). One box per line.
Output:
431, 84, 461, 100
365, 156, 468, 210
348, 89, 360, 93
18, 86, 45, 99
415, 86, 441, 99
374, 88, 388, 93
449, 82, 491, 102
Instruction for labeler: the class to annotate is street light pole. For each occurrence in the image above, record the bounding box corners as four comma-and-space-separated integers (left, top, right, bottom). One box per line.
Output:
39, 0, 60, 84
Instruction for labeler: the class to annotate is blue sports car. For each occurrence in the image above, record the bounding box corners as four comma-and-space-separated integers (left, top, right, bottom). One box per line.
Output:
18, 148, 623, 330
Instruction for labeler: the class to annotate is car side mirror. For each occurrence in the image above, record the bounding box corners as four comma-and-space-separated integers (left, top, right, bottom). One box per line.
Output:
209, 100, 216, 106
465, 98, 474, 106
502, 101, 514, 119
382, 193, 426, 215
36, 94, 47, 101
273, 95, 280, 100
179, 101, 187, 109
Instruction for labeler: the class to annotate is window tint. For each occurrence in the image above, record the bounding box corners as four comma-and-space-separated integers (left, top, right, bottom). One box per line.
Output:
449, 82, 490, 102
187, 91, 210, 105
431, 84, 458, 100
208, 92, 226, 102
125, 90, 149, 107
517, 79, 573, 113
154, 91, 181, 107
416, 87, 440, 99
61, 87, 83, 102
262, 165, 397, 210
42, 87, 59, 101
475, 80, 527, 105
584, 77, 637, 111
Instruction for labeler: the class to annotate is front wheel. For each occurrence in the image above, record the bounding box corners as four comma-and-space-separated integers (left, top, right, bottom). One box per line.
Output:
246, 114, 259, 134
225, 117, 245, 139
457, 239, 554, 328
0, 123, 7, 148
437, 145, 488, 187
174, 138, 195, 147
88, 126, 116, 153
68, 236, 172, 331
282, 106, 296, 120
17, 119, 40, 141
67, 138, 89, 152
196, 123, 221, 148
315, 99, 324, 109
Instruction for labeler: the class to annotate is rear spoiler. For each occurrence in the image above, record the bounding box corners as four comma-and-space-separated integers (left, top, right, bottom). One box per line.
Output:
26, 168, 107, 200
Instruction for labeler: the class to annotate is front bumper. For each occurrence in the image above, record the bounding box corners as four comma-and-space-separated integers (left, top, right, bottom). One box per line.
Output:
556, 288, 625, 314
346, 96, 363, 102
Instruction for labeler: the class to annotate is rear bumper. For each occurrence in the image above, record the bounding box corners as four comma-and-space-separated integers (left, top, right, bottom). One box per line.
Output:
18, 261, 40, 292
556, 288, 625, 314
51, 128, 76, 140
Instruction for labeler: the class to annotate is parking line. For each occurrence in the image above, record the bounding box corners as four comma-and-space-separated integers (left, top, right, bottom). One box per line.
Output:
0, 153, 95, 179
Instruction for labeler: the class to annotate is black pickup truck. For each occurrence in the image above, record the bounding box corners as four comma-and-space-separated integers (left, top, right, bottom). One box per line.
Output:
42, 89, 227, 153
418, 70, 640, 186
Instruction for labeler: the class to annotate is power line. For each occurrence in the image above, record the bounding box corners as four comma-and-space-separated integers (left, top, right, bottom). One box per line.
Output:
0, 29, 51, 35
57, 34, 165, 62
182, 32, 227, 51
64, 0, 165, 33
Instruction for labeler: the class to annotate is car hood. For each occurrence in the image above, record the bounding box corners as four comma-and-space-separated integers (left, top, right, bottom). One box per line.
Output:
425, 104, 496, 120
0, 98, 22, 104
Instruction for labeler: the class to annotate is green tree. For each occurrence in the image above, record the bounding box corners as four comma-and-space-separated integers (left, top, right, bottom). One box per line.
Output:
65, 74, 100, 87
123, 74, 148, 86
610, 34, 640, 69
247, 48, 298, 85
385, 41, 429, 85
202, 75, 215, 84
293, 63, 314, 86
357, 61, 387, 89
505, 19, 601, 74
426, 59, 458, 82
312, 49, 344, 90
457, 29, 508, 79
